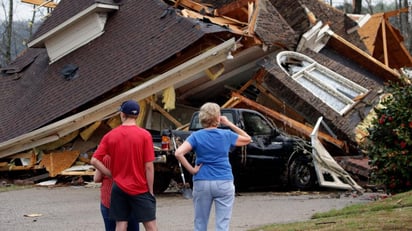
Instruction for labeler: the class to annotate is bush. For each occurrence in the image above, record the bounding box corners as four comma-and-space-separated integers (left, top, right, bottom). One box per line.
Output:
365, 82, 412, 193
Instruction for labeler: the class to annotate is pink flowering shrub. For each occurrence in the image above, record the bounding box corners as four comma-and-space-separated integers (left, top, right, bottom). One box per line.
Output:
366, 82, 412, 193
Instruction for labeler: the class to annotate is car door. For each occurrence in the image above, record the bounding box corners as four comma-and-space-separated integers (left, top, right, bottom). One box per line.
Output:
231, 111, 288, 188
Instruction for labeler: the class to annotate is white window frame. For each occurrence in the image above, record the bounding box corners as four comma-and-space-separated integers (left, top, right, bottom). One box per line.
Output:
277, 51, 369, 115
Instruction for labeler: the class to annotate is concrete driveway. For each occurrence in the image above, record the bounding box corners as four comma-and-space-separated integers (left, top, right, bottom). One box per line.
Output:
0, 185, 378, 231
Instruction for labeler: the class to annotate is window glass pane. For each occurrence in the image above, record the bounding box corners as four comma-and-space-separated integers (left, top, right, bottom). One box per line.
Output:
309, 69, 360, 99
190, 114, 202, 130
242, 111, 272, 135
296, 75, 347, 112
222, 112, 234, 123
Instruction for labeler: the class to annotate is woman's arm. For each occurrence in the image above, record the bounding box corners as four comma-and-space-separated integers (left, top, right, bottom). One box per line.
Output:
174, 141, 201, 175
220, 116, 252, 146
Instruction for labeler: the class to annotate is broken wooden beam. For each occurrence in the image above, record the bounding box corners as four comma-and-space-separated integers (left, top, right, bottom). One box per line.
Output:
146, 98, 183, 128
234, 68, 305, 123
230, 92, 348, 151
174, 0, 215, 15
21, 0, 57, 8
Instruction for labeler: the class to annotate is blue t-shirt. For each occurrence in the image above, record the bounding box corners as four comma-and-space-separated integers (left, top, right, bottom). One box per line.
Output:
186, 128, 238, 181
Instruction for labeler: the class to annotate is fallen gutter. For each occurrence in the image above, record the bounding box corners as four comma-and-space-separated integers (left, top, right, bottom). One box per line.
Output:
0, 38, 236, 158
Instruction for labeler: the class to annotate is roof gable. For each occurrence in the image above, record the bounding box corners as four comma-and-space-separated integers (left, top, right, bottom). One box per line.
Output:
30, 0, 98, 41
358, 12, 412, 69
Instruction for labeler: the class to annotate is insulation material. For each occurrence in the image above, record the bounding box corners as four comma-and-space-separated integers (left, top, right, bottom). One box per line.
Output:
136, 99, 146, 127
205, 63, 225, 80
80, 121, 102, 141
107, 115, 121, 129
162, 86, 176, 111
39, 150, 80, 177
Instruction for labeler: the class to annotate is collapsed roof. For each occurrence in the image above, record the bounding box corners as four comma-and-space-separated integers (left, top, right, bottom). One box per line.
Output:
0, 0, 411, 159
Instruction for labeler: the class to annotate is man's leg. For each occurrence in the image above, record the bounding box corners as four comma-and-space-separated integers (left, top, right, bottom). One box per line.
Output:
111, 184, 131, 231
127, 217, 140, 231
115, 221, 127, 231
142, 220, 157, 231
130, 192, 157, 231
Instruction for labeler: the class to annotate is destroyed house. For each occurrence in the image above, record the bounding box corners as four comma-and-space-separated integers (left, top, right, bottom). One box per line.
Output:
0, 0, 411, 178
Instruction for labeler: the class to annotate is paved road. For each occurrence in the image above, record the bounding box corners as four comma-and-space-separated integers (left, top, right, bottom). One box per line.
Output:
0, 185, 378, 231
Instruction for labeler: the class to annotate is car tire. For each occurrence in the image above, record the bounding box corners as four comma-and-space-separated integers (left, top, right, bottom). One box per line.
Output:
154, 171, 172, 194
289, 155, 317, 190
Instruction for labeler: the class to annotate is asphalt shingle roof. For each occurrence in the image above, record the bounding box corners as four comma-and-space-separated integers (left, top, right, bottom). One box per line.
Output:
0, 0, 226, 143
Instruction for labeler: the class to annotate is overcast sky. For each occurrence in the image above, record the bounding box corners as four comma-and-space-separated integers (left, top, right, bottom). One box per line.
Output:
1, 0, 51, 21
1, 0, 397, 22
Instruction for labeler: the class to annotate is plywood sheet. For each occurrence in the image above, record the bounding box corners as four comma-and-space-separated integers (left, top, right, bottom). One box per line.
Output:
39, 150, 80, 177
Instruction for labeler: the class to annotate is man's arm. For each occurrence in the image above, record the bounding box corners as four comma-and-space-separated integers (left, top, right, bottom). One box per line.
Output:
145, 161, 155, 195
91, 157, 112, 178
93, 168, 103, 183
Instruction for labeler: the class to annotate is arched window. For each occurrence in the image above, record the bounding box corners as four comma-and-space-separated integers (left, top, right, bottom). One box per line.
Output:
277, 51, 369, 115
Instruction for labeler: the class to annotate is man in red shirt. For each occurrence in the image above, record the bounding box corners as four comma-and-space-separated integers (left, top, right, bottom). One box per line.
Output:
91, 100, 157, 231
94, 155, 140, 231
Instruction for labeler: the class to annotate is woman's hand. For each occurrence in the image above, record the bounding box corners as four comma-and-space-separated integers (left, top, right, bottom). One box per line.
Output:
219, 116, 231, 126
219, 116, 252, 146
191, 164, 202, 175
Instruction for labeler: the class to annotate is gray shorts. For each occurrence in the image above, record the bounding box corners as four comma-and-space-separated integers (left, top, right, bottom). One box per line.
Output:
110, 183, 156, 222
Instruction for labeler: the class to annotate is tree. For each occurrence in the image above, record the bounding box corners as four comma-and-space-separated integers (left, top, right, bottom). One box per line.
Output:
353, 0, 363, 14
0, 0, 13, 67
364, 0, 375, 13
400, 0, 411, 52
0, 1, 44, 68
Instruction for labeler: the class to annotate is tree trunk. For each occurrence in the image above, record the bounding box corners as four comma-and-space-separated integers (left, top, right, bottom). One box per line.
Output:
403, 0, 411, 53
365, 0, 374, 14
5, 0, 13, 65
29, 5, 36, 38
353, 0, 362, 14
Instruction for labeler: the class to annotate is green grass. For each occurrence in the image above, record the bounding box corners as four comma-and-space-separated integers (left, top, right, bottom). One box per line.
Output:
249, 190, 412, 231
0, 184, 33, 193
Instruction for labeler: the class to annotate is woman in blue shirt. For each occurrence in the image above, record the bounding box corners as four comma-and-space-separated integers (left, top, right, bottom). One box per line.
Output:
175, 102, 251, 231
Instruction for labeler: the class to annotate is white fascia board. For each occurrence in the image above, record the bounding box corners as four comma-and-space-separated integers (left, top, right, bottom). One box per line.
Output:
28, 3, 119, 48
296, 21, 332, 53
310, 117, 363, 192
346, 13, 371, 34
296, 21, 322, 52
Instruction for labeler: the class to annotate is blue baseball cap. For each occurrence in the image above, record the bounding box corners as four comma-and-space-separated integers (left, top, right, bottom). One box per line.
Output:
120, 100, 140, 116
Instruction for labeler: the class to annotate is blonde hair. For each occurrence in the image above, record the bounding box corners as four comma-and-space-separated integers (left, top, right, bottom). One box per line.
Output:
199, 102, 220, 128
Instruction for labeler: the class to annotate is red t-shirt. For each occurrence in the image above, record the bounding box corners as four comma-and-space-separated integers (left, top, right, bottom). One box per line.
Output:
93, 125, 155, 195
101, 155, 112, 208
